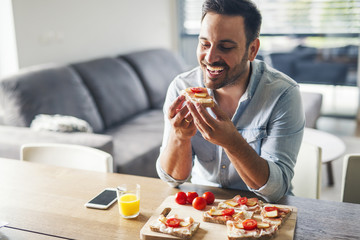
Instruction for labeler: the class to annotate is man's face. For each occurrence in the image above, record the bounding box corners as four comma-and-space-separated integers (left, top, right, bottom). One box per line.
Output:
197, 12, 254, 90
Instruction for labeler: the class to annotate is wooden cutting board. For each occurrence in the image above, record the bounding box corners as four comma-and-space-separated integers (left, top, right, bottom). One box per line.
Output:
140, 196, 297, 240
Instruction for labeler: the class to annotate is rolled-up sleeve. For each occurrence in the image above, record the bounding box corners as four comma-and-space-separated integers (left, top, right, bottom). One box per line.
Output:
156, 158, 189, 187
250, 85, 305, 202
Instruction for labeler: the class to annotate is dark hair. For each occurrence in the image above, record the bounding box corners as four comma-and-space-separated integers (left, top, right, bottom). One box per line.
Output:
201, 0, 262, 47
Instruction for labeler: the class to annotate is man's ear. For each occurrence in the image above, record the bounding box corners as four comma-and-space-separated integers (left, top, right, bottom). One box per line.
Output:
248, 38, 260, 61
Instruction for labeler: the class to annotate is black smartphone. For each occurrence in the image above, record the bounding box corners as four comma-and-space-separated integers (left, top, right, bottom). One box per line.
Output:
84, 188, 117, 209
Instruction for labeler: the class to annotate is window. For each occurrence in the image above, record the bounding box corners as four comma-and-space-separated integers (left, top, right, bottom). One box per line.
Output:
181, 0, 360, 36
179, 0, 360, 117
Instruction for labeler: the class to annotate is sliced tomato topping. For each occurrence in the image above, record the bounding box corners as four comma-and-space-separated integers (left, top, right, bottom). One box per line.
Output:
237, 196, 248, 205
242, 219, 257, 230
221, 208, 235, 216
190, 87, 205, 93
264, 206, 278, 212
166, 218, 182, 228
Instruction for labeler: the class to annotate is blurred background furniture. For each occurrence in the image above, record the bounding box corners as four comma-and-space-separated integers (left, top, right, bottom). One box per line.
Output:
0, 48, 186, 178
21, 143, 113, 173
303, 128, 346, 186
300, 92, 323, 128
341, 154, 360, 204
292, 141, 322, 199
267, 45, 358, 87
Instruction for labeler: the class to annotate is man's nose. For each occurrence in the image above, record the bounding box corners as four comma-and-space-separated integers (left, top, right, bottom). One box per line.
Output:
205, 46, 220, 64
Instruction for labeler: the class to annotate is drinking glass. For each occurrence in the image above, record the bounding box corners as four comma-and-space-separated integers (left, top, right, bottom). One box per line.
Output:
116, 184, 140, 218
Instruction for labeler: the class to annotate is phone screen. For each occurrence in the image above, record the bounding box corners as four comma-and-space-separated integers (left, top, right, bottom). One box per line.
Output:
86, 189, 117, 208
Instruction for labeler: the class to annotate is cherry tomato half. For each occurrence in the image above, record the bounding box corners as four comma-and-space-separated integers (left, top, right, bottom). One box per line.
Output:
221, 208, 235, 216
238, 196, 248, 205
264, 206, 278, 212
242, 219, 258, 230
175, 191, 187, 205
202, 191, 215, 205
190, 87, 205, 93
192, 196, 207, 210
186, 192, 199, 204
166, 218, 181, 228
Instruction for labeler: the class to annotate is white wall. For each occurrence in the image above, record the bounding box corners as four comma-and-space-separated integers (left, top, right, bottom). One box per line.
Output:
12, 0, 178, 68
0, 0, 18, 77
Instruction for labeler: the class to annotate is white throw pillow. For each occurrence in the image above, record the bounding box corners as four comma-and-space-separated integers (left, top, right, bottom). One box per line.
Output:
30, 114, 93, 133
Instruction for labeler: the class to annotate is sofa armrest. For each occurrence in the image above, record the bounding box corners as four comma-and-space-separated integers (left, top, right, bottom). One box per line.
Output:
0, 125, 113, 160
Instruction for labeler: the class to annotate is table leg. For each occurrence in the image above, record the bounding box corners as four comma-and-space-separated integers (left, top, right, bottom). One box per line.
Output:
326, 162, 334, 186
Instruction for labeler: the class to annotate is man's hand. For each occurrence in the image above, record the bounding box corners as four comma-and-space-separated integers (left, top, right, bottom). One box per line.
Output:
185, 101, 239, 148
168, 95, 197, 140
186, 100, 269, 189
159, 95, 195, 181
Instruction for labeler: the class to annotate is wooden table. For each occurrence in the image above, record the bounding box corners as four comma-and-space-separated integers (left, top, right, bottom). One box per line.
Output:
1, 158, 360, 240
303, 127, 346, 185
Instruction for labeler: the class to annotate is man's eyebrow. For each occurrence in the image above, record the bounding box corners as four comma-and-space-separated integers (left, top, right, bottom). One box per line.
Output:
198, 37, 237, 45
220, 39, 237, 45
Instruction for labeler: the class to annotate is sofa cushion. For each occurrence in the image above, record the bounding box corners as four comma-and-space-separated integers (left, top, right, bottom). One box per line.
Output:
0, 64, 104, 132
72, 58, 149, 129
105, 109, 164, 178
120, 49, 185, 109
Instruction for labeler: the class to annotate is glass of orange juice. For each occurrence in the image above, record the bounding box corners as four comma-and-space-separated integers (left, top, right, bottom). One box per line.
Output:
116, 184, 140, 219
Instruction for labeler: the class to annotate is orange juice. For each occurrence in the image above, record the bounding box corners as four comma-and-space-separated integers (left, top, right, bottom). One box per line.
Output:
118, 193, 140, 217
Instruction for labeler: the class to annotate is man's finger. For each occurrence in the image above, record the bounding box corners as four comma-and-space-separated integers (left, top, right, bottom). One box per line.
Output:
195, 102, 216, 127
186, 101, 212, 133
169, 95, 186, 119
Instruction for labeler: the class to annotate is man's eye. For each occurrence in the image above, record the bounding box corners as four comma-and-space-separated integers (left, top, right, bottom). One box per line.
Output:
200, 42, 210, 47
220, 46, 234, 51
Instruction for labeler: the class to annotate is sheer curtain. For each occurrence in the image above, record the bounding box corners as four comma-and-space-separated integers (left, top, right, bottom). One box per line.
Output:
0, 0, 18, 78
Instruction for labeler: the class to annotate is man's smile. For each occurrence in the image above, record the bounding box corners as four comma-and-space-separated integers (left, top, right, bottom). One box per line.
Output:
201, 61, 226, 79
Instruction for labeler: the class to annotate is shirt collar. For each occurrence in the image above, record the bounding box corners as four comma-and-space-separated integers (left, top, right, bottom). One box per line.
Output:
245, 60, 262, 101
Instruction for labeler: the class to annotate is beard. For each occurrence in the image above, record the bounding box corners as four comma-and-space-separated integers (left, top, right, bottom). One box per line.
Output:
200, 50, 249, 90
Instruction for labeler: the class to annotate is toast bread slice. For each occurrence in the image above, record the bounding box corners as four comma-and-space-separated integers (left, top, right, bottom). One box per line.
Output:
218, 195, 263, 214
260, 205, 292, 228
203, 207, 254, 225
149, 214, 200, 239
181, 87, 215, 108
226, 217, 278, 240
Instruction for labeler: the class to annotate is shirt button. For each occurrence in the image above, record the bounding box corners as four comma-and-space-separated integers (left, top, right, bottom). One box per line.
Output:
222, 165, 226, 169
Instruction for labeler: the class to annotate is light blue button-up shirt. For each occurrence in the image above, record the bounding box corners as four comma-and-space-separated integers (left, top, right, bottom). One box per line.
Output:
156, 60, 305, 202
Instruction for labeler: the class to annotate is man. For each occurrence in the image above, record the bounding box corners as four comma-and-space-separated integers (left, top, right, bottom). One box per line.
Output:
156, 0, 305, 202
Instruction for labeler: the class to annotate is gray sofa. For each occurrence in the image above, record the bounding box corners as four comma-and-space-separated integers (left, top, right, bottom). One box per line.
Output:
0, 48, 186, 178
